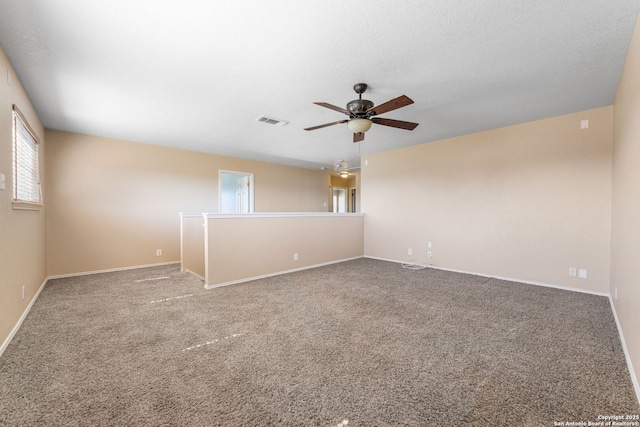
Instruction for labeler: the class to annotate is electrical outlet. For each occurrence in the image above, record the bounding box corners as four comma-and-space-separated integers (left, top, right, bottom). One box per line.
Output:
569, 267, 577, 277
156, 249, 162, 256
578, 269, 587, 279
427, 251, 432, 258
21, 285, 25, 300
614, 287, 618, 300
407, 248, 412, 256
294, 253, 299, 261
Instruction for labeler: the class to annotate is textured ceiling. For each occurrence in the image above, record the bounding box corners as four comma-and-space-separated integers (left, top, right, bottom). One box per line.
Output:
0, 1, 639, 170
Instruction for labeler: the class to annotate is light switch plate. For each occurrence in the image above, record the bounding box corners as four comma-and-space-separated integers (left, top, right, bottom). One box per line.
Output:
0, 173, 5, 190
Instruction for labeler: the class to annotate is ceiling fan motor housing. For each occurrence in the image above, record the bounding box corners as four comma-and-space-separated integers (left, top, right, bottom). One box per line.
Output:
348, 83, 373, 117
347, 99, 374, 117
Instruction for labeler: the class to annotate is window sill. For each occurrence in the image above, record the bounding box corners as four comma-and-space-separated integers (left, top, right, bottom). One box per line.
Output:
12, 201, 44, 211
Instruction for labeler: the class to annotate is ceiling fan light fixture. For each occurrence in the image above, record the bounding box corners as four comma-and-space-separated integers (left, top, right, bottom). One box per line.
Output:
340, 171, 349, 178
305, 84, 418, 142
347, 118, 372, 134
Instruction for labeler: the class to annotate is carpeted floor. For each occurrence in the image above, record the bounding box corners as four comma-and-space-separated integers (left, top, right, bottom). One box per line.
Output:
0, 258, 638, 426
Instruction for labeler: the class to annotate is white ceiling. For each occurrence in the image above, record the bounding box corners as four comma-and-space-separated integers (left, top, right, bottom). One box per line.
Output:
1, 1, 639, 170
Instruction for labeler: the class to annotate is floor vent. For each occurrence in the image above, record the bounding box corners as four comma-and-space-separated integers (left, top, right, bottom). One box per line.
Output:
256, 115, 288, 127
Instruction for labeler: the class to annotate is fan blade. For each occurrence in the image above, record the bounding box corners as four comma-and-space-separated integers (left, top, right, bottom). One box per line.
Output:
353, 132, 365, 143
371, 117, 419, 130
366, 95, 414, 116
304, 119, 348, 131
313, 102, 349, 115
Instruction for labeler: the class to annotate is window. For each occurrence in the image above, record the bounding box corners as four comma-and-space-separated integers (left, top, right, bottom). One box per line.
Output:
12, 105, 41, 204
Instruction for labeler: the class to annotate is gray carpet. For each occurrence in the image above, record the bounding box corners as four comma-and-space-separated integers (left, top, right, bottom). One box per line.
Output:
0, 258, 638, 426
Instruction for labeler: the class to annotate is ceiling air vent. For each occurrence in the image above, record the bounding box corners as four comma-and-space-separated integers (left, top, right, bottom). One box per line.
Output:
256, 115, 288, 127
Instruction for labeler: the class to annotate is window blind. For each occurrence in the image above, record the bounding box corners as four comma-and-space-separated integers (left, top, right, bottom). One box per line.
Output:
13, 106, 41, 204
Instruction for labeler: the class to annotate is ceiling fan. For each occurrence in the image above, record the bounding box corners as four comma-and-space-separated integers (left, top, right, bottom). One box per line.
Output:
334, 160, 359, 178
304, 83, 419, 143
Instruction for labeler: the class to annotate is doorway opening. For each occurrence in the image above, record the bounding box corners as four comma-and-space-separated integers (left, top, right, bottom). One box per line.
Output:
332, 187, 347, 213
219, 171, 254, 213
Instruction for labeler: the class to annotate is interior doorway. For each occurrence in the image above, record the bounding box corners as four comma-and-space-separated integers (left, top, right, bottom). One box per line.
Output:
332, 187, 347, 213
219, 170, 254, 213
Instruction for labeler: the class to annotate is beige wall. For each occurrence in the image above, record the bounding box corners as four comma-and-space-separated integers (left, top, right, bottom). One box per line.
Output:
0, 45, 47, 351
204, 214, 364, 287
362, 107, 613, 294
45, 130, 330, 276
612, 12, 640, 397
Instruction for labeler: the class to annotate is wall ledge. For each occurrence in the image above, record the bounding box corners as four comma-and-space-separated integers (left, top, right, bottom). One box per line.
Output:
204, 212, 364, 219
178, 212, 206, 218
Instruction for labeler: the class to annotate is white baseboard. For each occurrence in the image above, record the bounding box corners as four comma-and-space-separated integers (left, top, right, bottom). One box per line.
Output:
609, 297, 640, 406
0, 276, 48, 358
364, 256, 609, 297
205, 256, 363, 289
46, 261, 181, 280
